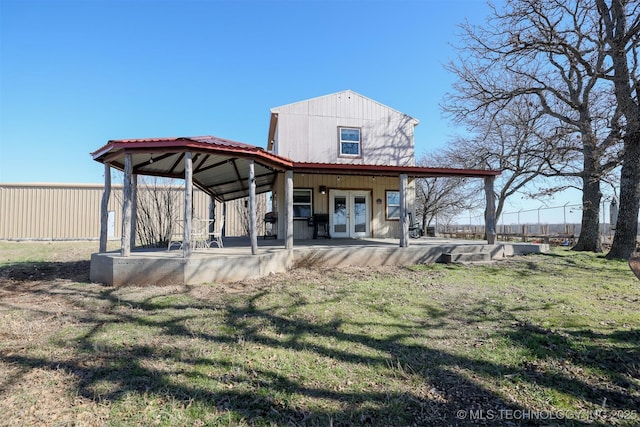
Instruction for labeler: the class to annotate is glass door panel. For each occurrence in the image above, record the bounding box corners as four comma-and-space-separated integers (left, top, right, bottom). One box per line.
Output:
333, 195, 347, 235
353, 196, 367, 233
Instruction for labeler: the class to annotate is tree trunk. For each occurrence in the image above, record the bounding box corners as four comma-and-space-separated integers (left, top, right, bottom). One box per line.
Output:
607, 131, 640, 260
573, 157, 602, 252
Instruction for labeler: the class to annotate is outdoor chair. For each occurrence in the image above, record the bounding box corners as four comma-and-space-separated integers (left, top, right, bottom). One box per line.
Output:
191, 218, 210, 249
408, 213, 422, 238
207, 215, 224, 248
167, 220, 184, 250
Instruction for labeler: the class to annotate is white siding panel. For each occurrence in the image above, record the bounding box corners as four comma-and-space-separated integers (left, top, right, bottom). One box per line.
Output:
272, 90, 417, 165
308, 95, 337, 117
278, 115, 309, 160
308, 116, 338, 162
277, 101, 309, 115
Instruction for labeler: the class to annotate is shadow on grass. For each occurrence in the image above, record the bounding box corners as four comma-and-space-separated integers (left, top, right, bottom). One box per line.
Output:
505, 322, 639, 411
1, 261, 638, 426
0, 260, 90, 284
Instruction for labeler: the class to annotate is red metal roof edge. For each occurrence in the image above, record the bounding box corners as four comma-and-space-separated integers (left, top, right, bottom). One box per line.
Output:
292, 162, 501, 177
91, 136, 294, 169
91, 136, 500, 178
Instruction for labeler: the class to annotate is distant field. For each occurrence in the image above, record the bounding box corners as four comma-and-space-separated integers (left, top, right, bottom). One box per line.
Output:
0, 241, 638, 426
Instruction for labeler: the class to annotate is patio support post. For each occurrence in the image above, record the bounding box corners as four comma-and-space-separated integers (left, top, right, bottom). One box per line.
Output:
99, 163, 111, 253
130, 174, 138, 250
400, 173, 409, 247
249, 160, 258, 255
209, 196, 215, 236
284, 169, 293, 250
183, 152, 193, 257
121, 153, 133, 257
485, 176, 497, 244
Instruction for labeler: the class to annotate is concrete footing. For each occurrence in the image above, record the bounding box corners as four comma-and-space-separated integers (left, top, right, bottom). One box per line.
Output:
89, 239, 549, 286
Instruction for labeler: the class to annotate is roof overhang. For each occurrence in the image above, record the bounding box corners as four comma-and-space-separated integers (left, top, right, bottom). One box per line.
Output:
91, 136, 293, 202
293, 162, 501, 178
91, 136, 500, 202
267, 112, 278, 151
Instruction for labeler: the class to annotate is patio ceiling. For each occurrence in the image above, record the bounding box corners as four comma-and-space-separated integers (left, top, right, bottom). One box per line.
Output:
91, 136, 293, 202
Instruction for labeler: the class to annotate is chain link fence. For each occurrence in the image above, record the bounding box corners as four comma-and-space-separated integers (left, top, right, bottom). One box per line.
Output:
438, 199, 637, 245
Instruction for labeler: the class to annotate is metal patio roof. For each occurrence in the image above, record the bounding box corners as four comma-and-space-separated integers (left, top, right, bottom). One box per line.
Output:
91, 136, 293, 202
92, 136, 500, 202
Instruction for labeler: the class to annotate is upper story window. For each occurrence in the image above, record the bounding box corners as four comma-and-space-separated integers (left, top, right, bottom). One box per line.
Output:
339, 127, 361, 157
293, 189, 312, 218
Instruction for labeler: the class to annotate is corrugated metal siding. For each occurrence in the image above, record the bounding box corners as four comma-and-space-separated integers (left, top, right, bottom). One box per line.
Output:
273, 91, 416, 166
0, 184, 114, 240
271, 174, 414, 239
0, 183, 259, 241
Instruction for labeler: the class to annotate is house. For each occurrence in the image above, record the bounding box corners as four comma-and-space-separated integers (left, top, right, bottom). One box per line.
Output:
89, 90, 500, 286
267, 90, 419, 240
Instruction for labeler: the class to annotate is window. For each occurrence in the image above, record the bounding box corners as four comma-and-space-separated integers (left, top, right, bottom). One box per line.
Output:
293, 189, 312, 218
386, 190, 400, 220
339, 127, 361, 156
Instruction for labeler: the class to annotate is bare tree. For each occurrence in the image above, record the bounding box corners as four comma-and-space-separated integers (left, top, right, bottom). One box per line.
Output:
596, 0, 640, 259
443, 0, 624, 252
234, 194, 268, 236
134, 176, 182, 248
415, 153, 480, 234
442, 97, 578, 222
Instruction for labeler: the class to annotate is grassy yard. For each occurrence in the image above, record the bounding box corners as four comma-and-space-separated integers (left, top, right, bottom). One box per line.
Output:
0, 241, 638, 426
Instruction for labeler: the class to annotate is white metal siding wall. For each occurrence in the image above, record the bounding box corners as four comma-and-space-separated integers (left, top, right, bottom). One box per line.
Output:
273, 91, 416, 166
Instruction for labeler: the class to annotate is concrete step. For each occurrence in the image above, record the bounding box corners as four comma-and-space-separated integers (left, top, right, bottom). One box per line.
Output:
441, 251, 492, 264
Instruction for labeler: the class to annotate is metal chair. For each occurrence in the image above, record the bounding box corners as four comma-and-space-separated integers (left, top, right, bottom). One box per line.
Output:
167, 220, 184, 250
208, 215, 224, 248
191, 218, 210, 249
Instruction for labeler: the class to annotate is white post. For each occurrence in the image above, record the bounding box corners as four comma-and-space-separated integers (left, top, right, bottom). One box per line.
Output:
99, 163, 111, 253
485, 176, 497, 244
284, 170, 294, 250
130, 173, 138, 250
249, 160, 258, 255
121, 153, 133, 257
183, 152, 193, 257
400, 173, 409, 247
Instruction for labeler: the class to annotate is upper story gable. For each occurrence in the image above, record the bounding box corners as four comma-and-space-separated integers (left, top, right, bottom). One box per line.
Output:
267, 90, 419, 167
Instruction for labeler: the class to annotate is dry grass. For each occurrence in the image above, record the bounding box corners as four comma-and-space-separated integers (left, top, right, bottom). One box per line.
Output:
0, 241, 639, 426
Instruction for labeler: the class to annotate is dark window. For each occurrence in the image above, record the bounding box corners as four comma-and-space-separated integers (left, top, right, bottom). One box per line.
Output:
293, 189, 312, 218
339, 127, 361, 156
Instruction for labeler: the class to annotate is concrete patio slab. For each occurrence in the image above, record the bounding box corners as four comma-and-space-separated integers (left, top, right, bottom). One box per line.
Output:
90, 237, 549, 286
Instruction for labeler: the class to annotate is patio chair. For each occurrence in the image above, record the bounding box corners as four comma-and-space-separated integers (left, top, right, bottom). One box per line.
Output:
408, 213, 422, 238
191, 218, 210, 249
208, 215, 224, 248
167, 220, 184, 250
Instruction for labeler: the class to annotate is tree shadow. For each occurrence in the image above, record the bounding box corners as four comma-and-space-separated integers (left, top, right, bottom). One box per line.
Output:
1, 266, 636, 426
504, 322, 639, 411
0, 260, 90, 285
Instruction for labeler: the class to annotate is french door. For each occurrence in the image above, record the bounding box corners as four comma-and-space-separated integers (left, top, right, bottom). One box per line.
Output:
329, 190, 371, 238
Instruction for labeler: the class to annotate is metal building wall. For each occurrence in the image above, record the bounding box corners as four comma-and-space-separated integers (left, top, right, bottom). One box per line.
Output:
0, 183, 257, 241
272, 91, 417, 166
0, 183, 118, 240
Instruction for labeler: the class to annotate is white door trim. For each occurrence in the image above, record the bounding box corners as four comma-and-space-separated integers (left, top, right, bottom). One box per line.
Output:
329, 190, 371, 238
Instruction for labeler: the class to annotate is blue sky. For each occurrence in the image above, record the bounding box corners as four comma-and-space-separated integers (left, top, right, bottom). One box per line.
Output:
0, 0, 592, 222
1, 0, 496, 184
